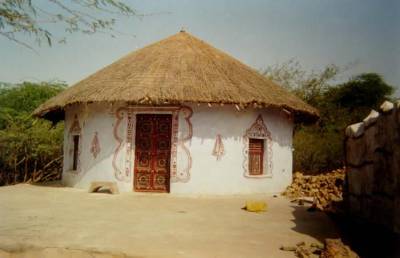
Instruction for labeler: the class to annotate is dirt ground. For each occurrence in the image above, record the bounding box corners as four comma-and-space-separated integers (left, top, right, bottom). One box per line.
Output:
0, 184, 340, 258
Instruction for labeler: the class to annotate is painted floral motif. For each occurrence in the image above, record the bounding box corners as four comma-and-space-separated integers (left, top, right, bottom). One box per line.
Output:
173, 106, 193, 183
113, 108, 132, 182
170, 110, 179, 179
245, 115, 271, 139
90, 132, 101, 159
212, 134, 225, 161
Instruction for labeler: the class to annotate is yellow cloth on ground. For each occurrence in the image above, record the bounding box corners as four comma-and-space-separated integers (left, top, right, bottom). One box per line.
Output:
244, 201, 267, 212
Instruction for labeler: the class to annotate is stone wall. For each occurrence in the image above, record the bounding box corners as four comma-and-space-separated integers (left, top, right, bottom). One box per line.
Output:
345, 101, 400, 232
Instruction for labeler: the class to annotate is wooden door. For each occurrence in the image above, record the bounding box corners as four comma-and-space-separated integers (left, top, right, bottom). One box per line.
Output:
248, 138, 264, 175
134, 114, 172, 192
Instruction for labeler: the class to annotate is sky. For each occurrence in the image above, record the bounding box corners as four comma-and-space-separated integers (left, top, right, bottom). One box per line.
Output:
0, 0, 399, 94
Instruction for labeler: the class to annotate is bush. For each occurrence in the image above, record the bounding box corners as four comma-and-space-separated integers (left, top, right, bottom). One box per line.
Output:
292, 73, 394, 174
265, 61, 394, 173
0, 82, 65, 185
293, 127, 344, 174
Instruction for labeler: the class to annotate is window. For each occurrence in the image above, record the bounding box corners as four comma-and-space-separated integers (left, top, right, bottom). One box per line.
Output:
72, 135, 80, 171
69, 114, 81, 172
243, 115, 272, 178
248, 138, 264, 175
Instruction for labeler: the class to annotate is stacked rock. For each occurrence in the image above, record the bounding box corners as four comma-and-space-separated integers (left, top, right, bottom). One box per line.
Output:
345, 100, 400, 233
282, 168, 345, 211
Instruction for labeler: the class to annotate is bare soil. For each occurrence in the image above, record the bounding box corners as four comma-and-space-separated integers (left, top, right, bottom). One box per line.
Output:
0, 184, 340, 258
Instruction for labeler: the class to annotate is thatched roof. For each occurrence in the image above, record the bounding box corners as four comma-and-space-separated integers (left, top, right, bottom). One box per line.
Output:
34, 31, 319, 123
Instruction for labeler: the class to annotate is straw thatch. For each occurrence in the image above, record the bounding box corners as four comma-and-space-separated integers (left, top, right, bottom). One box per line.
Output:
34, 31, 319, 122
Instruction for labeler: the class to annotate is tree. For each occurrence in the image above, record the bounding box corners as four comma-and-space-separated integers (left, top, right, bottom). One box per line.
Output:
264, 60, 395, 173
0, 0, 136, 49
263, 59, 341, 106
0, 81, 66, 128
327, 73, 394, 111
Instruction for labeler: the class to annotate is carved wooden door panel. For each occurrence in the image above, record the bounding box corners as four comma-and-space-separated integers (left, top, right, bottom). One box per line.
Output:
134, 114, 172, 192
248, 138, 264, 175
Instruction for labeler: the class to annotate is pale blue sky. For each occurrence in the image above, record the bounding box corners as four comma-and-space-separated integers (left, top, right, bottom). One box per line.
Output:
0, 0, 399, 93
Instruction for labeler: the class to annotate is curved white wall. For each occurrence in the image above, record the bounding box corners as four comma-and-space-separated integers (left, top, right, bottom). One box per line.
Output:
62, 103, 294, 194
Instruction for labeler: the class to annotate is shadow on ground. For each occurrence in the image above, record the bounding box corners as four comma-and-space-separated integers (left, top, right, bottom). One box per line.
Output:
290, 201, 400, 258
290, 205, 340, 243
331, 213, 400, 258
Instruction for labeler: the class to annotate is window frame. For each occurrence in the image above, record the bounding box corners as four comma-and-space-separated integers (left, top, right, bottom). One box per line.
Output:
243, 115, 273, 178
72, 135, 80, 171
68, 114, 82, 173
248, 138, 265, 176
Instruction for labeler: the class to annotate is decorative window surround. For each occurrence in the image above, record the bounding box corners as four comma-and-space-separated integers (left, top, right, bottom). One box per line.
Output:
243, 115, 273, 178
113, 106, 193, 183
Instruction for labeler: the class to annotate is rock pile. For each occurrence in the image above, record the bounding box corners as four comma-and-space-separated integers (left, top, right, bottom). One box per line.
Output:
280, 241, 323, 258
282, 168, 345, 211
321, 239, 359, 258
280, 239, 359, 258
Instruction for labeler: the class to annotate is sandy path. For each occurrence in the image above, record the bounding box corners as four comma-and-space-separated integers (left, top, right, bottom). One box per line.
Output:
0, 184, 339, 257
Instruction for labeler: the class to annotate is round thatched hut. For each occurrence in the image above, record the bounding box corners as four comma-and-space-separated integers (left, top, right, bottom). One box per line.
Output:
34, 31, 318, 194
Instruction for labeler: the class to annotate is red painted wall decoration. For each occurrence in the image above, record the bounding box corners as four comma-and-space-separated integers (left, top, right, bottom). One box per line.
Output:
90, 131, 101, 159
172, 106, 193, 183
170, 110, 179, 180
113, 109, 128, 181
69, 114, 81, 134
212, 134, 225, 161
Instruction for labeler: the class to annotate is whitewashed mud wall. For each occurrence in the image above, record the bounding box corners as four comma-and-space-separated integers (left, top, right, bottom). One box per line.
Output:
345, 101, 400, 232
171, 104, 294, 194
62, 103, 294, 194
62, 103, 134, 191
